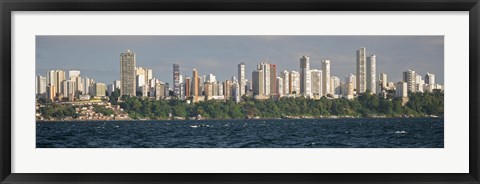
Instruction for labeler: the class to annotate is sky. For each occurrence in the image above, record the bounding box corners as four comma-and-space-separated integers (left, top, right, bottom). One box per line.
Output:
36, 36, 444, 85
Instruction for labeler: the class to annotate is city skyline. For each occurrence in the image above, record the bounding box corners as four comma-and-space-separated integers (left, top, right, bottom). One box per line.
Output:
36, 36, 444, 85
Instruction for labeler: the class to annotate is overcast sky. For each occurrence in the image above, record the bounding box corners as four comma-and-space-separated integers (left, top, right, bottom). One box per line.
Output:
36, 36, 444, 85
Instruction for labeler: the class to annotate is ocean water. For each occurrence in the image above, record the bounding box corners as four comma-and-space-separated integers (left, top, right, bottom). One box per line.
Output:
36, 118, 444, 148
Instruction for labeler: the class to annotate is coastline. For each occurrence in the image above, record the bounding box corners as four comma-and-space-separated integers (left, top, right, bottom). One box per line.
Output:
36, 116, 443, 123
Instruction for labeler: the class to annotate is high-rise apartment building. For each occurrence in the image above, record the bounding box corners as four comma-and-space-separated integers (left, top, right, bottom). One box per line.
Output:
425, 73, 435, 85
192, 69, 199, 102
238, 62, 246, 97
173, 64, 180, 98
276, 77, 283, 96
300, 56, 311, 97
270, 63, 277, 95
345, 74, 356, 91
290, 71, 300, 94
366, 54, 376, 94
321, 59, 330, 96
252, 70, 264, 96
120, 50, 136, 96
331, 76, 341, 95
310, 69, 322, 97
94, 83, 106, 97
281, 70, 290, 95
356, 47, 367, 93
257, 63, 271, 95
403, 69, 416, 92
36, 74, 46, 95
395, 82, 408, 98
46, 70, 66, 97
379, 73, 388, 90
184, 76, 191, 99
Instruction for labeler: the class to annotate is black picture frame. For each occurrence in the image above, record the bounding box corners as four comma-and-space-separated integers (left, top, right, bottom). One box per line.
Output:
1, 0, 479, 183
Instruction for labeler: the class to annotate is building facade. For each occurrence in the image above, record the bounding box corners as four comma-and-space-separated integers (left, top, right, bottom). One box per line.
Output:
120, 50, 136, 96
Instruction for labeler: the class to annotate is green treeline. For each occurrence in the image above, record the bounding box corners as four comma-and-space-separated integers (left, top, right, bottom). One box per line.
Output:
118, 91, 444, 120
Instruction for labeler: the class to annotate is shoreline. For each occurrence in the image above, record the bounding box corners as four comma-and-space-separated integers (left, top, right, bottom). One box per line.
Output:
36, 116, 443, 123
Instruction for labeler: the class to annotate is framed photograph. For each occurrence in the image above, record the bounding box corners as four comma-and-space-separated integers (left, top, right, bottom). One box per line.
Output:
1, 0, 479, 183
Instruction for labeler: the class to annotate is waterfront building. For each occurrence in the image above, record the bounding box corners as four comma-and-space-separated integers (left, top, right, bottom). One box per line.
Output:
173, 63, 180, 98
403, 69, 416, 92
155, 83, 165, 100
281, 70, 289, 95
82, 77, 91, 95
184, 76, 191, 99
395, 81, 409, 105
276, 77, 283, 96
205, 82, 213, 100
67, 80, 76, 101
345, 74, 356, 92
356, 47, 367, 93
331, 76, 341, 96
72, 76, 83, 95
290, 71, 300, 95
192, 69, 199, 102
425, 72, 435, 85
46, 84, 55, 102
416, 74, 425, 93
380, 73, 388, 90
224, 80, 233, 99
218, 81, 224, 97
136, 74, 145, 89
114, 80, 121, 91
310, 69, 322, 98
252, 69, 264, 96
53, 70, 66, 97
36, 74, 46, 96
322, 59, 330, 96
238, 62, 246, 96
395, 82, 408, 98
232, 81, 240, 103
270, 63, 277, 95
257, 63, 271, 95
366, 54, 376, 94
107, 84, 114, 96
120, 50, 136, 96
94, 83, 106, 97
300, 55, 311, 97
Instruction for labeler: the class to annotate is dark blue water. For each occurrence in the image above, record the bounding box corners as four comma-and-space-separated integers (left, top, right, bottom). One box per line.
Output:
36, 118, 443, 148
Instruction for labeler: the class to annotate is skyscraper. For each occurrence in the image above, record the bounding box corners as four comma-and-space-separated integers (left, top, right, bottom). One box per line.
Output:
345, 74, 356, 91
290, 71, 300, 94
257, 63, 271, 95
366, 54, 376, 94
270, 63, 277, 95
252, 69, 264, 96
238, 62, 246, 97
310, 69, 322, 97
321, 59, 330, 96
281, 70, 289, 95
379, 73, 388, 90
300, 55, 311, 97
356, 47, 367, 94
403, 69, 416, 92
46, 70, 66, 97
425, 73, 435, 85
173, 64, 180, 98
184, 76, 191, 99
276, 77, 283, 96
192, 69, 199, 102
36, 74, 46, 95
120, 50, 136, 96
